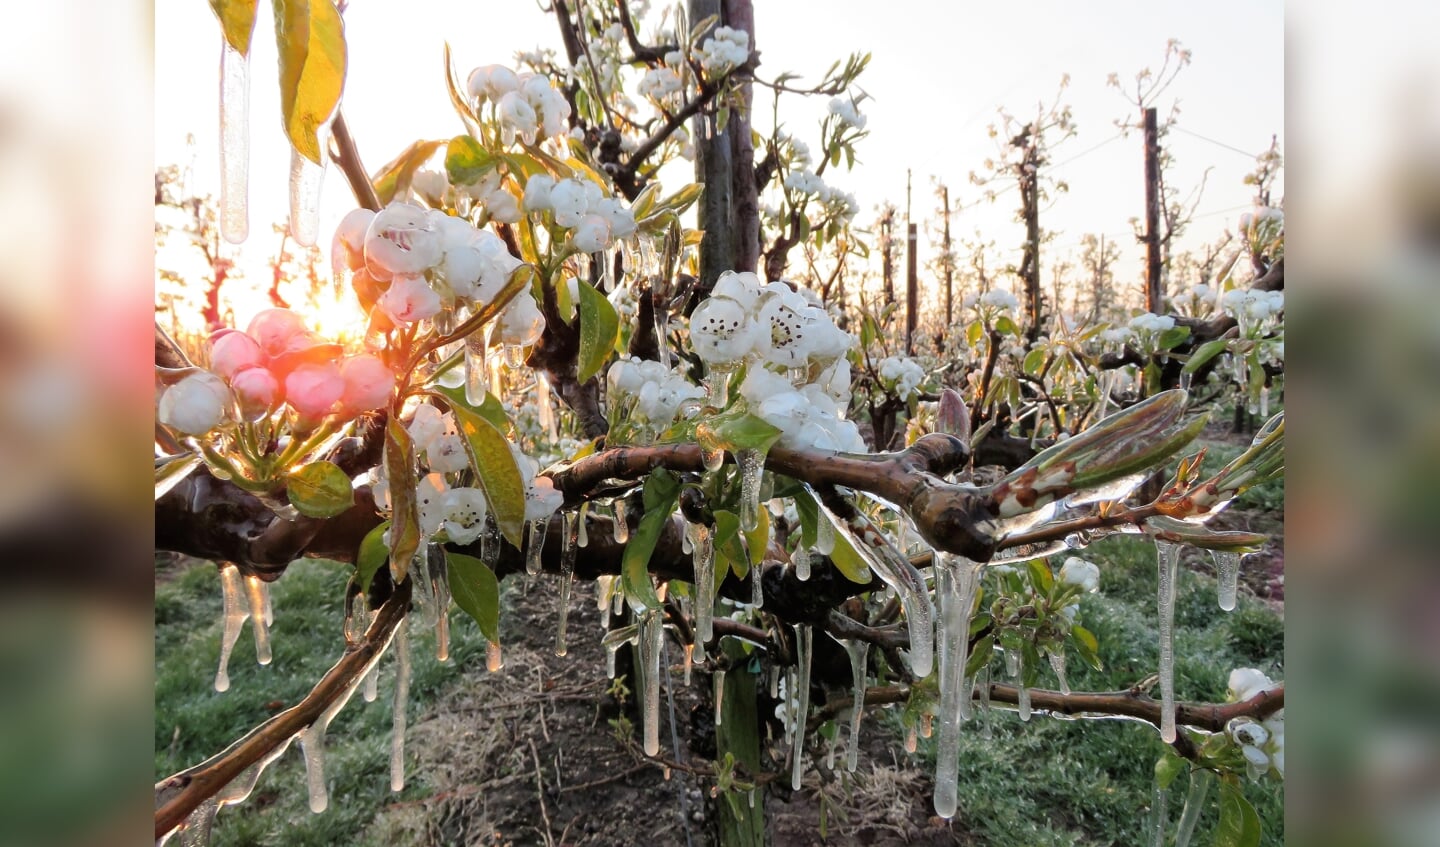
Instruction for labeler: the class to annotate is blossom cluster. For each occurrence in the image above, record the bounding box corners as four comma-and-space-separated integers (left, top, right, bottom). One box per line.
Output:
158, 309, 394, 436
1221, 288, 1284, 324
827, 96, 867, 130
333, 202, 542, 348
465, 64, 572, 146
523, 175, 638, 253
1058, 556, 1101, 593
696, 26, 749, 75
1127, 312, 1177, 335
607, 357, 706, 431
877, 356, 926, 401
1226, 668, 1284, 779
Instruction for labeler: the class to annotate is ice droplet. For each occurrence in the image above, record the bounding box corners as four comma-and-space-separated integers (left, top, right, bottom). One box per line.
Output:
525, 518, 548, 575
1179, 370, 1192, 392
814, 513, 836, 556
640, 609, 664, 756
390, 621, 411, 792
218, 40, 249, 245
362, 663, 379, 702
1260, 385, 1270, 418
933, 556, 982, 818
1212, 550, 1242, 611
689, 523, 716, 644
904, 725, 918, 754
613, 500, 630, 543
840, 638, 868, 773
577, 504, 590, 547
1049, 651, 1070, 695
738, 449, 764, 533
713, 668, 726, 727
703, 365, 731, 409
702, 445, 725, 472
215, 564, 248, 692
793, 545, 811, 581
464, 332, 489, 407
1156, 539, 1181, 742
288, 136, 326, 248
1173, 768, 1214, 847
487, 639, 504, 672
790, 625, 813, 790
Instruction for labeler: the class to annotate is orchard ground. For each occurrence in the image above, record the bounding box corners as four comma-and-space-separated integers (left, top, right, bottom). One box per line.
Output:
155, 424, 1283, 846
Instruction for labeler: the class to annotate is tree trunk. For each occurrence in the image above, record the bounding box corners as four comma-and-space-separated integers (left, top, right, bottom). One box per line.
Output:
1143, 107, 1162, 314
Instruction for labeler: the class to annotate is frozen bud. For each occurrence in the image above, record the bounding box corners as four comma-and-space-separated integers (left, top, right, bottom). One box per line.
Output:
158, 371, 230, 435
284, 362, 344, 420
689, 295, 762, 365
1058, 556, 1101, 593
426, 433, 471, 474
412, 169, 449, 205
246, 308, 308, 357
526, 476, 564, 521
365, 202, 444, 276
230, 366, 281, 419
571, 214, 613, 253
337, 355, 394, 417
334, 208, 376, 271
592, 197, 636, 239
1227, 668, 1275, 702
548, 179, 591, 227
378, 273, 443, 324
937, 387, 971, 442
497, 91, 538, 146
408, 403, 446, 453
467, 64, 520, 102
523, 174, 556, 213
209, 330, 267, 379
495, 292, 545, 347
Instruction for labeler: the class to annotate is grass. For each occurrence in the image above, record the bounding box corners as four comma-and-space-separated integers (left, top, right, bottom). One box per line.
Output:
155, 559, 492, 847
889, 532, 1284, 846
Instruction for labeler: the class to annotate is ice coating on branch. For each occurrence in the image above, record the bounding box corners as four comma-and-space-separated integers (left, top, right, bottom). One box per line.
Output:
689, 523, 715, 644
179, 796, 218, 847
839, 637, 868, 772
613, 500, 630, 543
640, 609, 664, 756
933, 556, 982, 818
215, 734, 294, 811
1173, 768, 1213, 847
288, 142, 326, 248
243, 574, 272, 665
790, 624, 813, 790
1212, 550, 1242, 611
1156, 540, 1181, 742
299, 617, 393, 813
218, 41, 249, 244
215, 564, 248, 692
816, 496, 934, 678
390, 622, 411, 792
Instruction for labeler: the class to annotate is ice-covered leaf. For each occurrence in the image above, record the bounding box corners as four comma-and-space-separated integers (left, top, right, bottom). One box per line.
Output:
622, 469, 681, 610
696, 410, 783, 455
447, 401, 527, 548
272, 0, 347, 165
385, 419, 421, 582
286, 460, 354, 517
210, 0, 260, 55
356, 520, 390, 594
576, 279, 620, 383
444, 134, 495, 185
447, 551, 500, 642
371, 139, 446, 205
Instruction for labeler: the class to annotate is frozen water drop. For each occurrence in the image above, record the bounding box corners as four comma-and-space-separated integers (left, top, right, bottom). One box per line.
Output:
1212, 550, 1242, 611
487, 639, 504, 672
713, 668, 726, 727
1049, 651, 1070, 695
793, 545, 811, 581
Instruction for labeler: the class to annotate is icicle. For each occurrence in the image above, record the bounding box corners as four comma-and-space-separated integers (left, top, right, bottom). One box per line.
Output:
390, 622, 411, 792
841, 639, 868, 773
920, 712, 933, 738
1260, 385, 1270, 418
751, 562, 765, 608
300, 618, 396, 813
1173, 768, 1214, 847
525, 518, 548, 575
790, 625, 813, 791
979, 666, 993, 740
480, 514, 499, 565
537, 374, 557, 441
683, 643, 694, 685
1179, 370, 1193, 392
713, 669, 726, 727
1148, 772, 1170, 847
1017, 657, 1031, 722
933, 556, 982, 818
577, 504, 590, 547
703, 365, 731, 409
1049, 651, 1071, 695
463, 331, 489, 407
554, 572, 573, 657
904, 725, 918, 754
815, 511, 836, 556
793, 546, 811, 581
504, 344, 526, 369
555, 510, 579, 657
434, 557, 451, 663
363, 664, 380, 701
825, 731, 839, 770
343, 590, 368, 644
1212, 550, 1242, 611
179, 795, 218, 847
287, 134, 326, 248
640, 609, 664, 756
738, 449, 764, 532
613, 500, 630, 543
1156, 539, 1181, 742
489, 352, 505, 397
218, 40, 249, 244
215, 735, 294, 810
701, 445, 725, 472
815, 496, 933, 678
215, 564, 248, 692
769, 666, 780, 699
487, 639, 504, 672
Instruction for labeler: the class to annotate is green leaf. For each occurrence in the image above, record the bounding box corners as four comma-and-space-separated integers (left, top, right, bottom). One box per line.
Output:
210, 0, 260, 56
1215, 779, 1262, 847
1070, 624, 1102, 671
744, 506, 770, 567
1157, 325, 1192, 350
447, 551, 500, 642
370, 139, 446, 205
444, 134, 495, 185
1181, 338, 1230, 375
385, 419, 422, 583
966, 320, 984, 347
356, 520, 390, 594
696, 410, 784, 455
1026, 559, 1055, 594
964, 634, 994, 677
1023, 348, 1047, 377
1154, 751, 1187, 790
286, 460, 354, 517
272, 0, 347, 165
447, 402, 527, 548
994, 315, 1019, 336
622, 469, 682, 610
713, 510, 747, 578
576, 279, 620, 383
433, 384, 510, 431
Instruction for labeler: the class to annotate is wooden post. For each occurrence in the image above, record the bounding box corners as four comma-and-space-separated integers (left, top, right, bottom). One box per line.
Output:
880, 208, 895, 306
1143, 106, 1162, 314
691, 0, 733, 291
906, 222, 918, 355
724, 0, 759, 274
941, 184, 953, 329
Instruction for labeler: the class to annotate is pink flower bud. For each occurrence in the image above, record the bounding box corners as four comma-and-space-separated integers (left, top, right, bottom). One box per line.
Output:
230, 366, 281, 419
246, 308, 308, 357
378, 273, 442, 324
284, 362, 344, 420
209, 330, 267, 380
337, 355, 394, 417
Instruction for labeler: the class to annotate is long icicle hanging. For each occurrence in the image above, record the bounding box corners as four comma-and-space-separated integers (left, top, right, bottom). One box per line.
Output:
287, 129, 327, 248
640, 608, 664, 756
1156, 539, 1182, 742
218, 39, 249, 244
790, 624, 813, 790
390, 620, 412, 792
215, 564, 249, 692
243, 574, 272, 666
932, 555, 983, 819
299, 618, 397, 813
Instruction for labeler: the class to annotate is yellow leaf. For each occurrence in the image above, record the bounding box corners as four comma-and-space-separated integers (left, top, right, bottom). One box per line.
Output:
273, 0, 347, 165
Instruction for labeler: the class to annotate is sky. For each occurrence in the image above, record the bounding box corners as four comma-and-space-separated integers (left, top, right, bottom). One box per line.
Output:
154, 0, 1283, 325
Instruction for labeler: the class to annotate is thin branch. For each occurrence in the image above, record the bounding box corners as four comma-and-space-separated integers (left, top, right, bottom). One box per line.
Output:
329, 111, 381, 212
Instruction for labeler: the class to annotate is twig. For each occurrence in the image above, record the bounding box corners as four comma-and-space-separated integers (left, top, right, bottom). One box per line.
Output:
528, 739, 556, 847
559, 762, 650, 793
